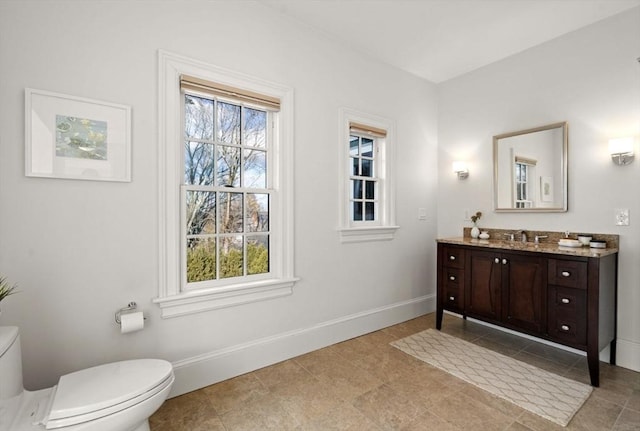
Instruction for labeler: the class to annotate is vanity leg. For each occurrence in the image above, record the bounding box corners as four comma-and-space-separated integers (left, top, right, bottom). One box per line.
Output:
610, 339, 617, 365
587, 348, 600, 387
436, 306, 443, 330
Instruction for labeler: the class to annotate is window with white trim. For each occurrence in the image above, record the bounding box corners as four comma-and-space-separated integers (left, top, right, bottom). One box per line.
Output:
155, 51, 297, 318
338, 108, 398, 243
514, 156, 536, 209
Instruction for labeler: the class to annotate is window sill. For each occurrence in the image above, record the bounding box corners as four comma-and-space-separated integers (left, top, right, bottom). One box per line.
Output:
338, 225, 399, 243
153, 277, 299, 318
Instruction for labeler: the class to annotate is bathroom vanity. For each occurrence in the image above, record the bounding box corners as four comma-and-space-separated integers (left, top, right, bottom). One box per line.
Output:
436, 232, 618, 387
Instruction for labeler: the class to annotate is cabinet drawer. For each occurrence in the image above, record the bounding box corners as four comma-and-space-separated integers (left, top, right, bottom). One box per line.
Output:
547, 286, 587, 346
548, 259, 587, 289
443, 246, 465, 269
444, 287, 463, 311
443, 267, 463, 287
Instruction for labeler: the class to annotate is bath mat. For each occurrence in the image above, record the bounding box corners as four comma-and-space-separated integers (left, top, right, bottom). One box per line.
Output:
390, 329, 592, 426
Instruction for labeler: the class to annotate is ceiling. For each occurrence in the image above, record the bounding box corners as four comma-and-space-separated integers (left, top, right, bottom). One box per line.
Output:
259, 0, 640, 83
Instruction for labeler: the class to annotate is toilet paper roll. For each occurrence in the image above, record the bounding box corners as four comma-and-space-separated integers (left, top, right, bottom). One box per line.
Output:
120, 312, 145, 334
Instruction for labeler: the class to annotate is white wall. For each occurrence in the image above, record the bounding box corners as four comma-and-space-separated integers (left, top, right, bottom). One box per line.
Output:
438, 7, 640, 371
0, 1, 438, 392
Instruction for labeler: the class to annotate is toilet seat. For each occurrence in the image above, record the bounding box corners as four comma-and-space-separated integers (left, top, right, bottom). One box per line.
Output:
43, 359, 173, 429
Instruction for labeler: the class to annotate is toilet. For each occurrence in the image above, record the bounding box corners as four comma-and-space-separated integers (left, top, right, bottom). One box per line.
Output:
0, 326, 174, 431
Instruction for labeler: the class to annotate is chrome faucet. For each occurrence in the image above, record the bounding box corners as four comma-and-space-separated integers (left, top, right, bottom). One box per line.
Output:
503, 233, 515, 242
534, 235, 548, 244
519, 230, 527, 243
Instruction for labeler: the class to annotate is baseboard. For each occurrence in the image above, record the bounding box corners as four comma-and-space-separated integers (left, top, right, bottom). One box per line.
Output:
168, 294, 435, 397
616, 338, 640, 372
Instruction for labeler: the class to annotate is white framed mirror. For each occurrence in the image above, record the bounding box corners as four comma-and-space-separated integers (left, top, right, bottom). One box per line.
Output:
493, 122, 567, 212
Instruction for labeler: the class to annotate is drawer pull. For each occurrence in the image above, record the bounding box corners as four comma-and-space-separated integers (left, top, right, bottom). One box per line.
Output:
561, 271, 571, 277
561, 324, 570, 331
561, 298, 570, 304
494, 258, 500, 263
449, 296, 455, 301
502, 258, 508, 265
449, 255, 456, 261
449, 276, 456, 281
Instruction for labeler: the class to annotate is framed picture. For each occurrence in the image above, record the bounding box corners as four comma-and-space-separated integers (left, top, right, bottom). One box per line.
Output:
25, 88, 131, 182
540, 176, 554, 202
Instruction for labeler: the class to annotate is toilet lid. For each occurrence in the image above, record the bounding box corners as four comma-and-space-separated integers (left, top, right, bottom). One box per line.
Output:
45, 359, 173, 428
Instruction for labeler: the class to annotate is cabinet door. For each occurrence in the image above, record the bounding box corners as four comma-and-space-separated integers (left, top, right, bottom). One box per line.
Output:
502, 253, 546, 334
465, 250, 501, 322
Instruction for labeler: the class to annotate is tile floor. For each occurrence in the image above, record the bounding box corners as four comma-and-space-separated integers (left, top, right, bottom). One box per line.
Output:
150, 313, 640, 430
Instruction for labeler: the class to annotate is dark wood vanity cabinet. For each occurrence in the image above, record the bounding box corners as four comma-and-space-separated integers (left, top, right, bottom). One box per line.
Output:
436, 241, 617, 387
465, 249, 545, 334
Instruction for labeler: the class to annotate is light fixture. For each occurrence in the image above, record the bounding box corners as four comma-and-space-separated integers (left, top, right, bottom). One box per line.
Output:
452, 161, 469, 179
609, 137, 634, 165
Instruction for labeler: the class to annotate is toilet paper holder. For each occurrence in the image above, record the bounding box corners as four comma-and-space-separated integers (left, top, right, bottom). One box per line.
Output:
115, 302, 146, 325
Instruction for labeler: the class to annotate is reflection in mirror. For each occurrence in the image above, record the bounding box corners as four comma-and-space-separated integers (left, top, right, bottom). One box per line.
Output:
493, 122, 567, 212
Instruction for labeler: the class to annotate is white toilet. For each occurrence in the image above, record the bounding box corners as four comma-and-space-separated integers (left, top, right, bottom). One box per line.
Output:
0, 326, 174, 431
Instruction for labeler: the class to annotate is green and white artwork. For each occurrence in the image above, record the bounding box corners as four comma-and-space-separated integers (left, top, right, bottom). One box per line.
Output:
56, 115, 107, 160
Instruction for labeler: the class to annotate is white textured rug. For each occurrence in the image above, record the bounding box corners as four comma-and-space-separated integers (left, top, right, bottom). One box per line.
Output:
391, 329, 592, 426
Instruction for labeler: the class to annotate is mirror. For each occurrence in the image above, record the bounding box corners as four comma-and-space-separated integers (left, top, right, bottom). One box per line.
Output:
493, 122, 567, 212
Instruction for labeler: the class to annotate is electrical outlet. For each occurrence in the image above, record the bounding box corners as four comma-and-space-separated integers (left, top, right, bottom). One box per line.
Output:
418, 208, 427, 221
463, 208, 470, 221
615, 208, 630, 226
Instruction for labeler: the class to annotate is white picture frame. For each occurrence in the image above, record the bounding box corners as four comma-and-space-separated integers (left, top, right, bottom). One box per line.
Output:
25, 88, 131, 182
540, 176, 554, 202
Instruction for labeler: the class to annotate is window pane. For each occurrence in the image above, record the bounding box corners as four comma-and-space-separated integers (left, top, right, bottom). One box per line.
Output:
351, 157, 359, 176
244, 149, 266, 189
186, 238, 216, 282
246, 193, 269, 232
219, 236, 243, 278
186, 191, 216, 235
244, 107, 266, 148
365, 202, 375, 221
365, 181, 375, 199
219, 192, 243, 233
247, 235, 269, 275
217, 101, 241, 144
349, 136, 359, 156
361, 159, 372, 177
361, 138, 373, 157
352, 179, 362, 199
184, 141, 213, 185
184, 95, 213, 140
353, 202, 362, 221
217, 145, 241, 187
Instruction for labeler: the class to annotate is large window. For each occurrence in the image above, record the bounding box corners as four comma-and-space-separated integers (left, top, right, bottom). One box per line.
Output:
155, 51, 296, 318
338, 108, 398, 243
183, 91, 271, 286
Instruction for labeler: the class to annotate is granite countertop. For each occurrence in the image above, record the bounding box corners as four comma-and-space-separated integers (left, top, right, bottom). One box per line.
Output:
437, 236, 619, 258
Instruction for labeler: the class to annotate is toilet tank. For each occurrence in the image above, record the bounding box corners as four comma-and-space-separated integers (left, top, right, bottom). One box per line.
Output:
0, 326, 23, 399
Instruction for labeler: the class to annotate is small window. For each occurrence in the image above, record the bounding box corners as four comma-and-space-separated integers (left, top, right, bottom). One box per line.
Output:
338, 109, 398, 243
349, 133, 378, 222
514, 156, 537, 209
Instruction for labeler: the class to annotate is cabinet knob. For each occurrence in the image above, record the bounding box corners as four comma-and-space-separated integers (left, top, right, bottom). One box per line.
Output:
494, 258, 500, 263
449, 255, 456, 261
449, 276, 456, 281
449, 296, 455, 301
502, 258, 508, 265
561, 324, 570, 331
561, 298, 570, 304
561, 271, 571, 277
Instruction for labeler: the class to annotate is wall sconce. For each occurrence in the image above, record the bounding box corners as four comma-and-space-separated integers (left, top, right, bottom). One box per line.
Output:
452, 161, 469, 179
609, 137, 634, 165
